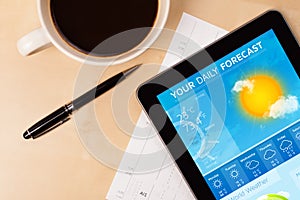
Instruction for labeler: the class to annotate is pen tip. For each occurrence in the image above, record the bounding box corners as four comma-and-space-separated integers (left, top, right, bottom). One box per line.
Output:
23, 131, 31, 139
123, 64, 142, 77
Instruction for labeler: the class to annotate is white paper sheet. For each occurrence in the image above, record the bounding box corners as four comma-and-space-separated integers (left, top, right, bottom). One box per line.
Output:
106, 13, 228, 200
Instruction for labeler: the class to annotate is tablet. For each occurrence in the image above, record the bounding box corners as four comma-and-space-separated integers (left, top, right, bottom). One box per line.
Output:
137, 10, 300, 200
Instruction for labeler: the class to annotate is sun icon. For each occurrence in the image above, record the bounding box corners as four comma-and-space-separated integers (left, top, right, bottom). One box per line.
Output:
239, 75, 283, 117
230, 169, 239, 179
213, 179, 223, 189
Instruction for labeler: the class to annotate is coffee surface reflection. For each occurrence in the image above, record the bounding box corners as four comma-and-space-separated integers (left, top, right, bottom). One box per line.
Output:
51, 0, 159, 57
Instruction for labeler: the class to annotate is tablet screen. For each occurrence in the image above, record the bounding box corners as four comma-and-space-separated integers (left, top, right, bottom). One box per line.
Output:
157, 29, 300, 199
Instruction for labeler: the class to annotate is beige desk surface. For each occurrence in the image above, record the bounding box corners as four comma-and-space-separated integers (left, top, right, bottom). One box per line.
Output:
1, 0, 300, 199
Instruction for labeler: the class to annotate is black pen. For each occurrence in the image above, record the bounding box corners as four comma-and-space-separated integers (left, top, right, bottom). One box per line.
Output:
23, 64, 141, 140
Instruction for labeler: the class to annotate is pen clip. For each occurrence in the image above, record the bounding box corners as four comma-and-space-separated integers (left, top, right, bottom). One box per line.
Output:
32, 117, 71, 139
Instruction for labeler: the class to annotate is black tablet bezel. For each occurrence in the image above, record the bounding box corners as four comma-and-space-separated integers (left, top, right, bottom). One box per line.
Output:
137, 10, 300, 199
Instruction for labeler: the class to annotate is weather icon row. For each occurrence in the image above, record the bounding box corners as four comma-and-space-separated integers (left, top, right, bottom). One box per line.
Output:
205, 121, 300, 198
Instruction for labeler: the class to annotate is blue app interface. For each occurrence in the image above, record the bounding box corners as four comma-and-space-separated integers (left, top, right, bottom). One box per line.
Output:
157, 30, 300, 200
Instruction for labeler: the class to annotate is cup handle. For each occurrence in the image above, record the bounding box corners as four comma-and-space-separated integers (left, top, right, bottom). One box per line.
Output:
17, 27, 52, 56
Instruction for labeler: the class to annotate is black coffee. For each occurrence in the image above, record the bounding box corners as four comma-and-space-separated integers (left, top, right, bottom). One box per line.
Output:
50, 0, 159, 57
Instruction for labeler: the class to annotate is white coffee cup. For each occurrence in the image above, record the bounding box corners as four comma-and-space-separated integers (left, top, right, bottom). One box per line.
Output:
17, 0, 170, 65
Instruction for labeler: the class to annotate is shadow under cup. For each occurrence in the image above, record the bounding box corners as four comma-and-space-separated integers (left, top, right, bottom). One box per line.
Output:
50, 0, 160, 59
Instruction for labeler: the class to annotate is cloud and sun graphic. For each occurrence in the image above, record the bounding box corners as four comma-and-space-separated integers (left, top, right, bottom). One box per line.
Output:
231, 74, 299, 119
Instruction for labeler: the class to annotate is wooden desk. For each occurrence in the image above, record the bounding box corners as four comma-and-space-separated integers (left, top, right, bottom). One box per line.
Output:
1, 0, 300, 199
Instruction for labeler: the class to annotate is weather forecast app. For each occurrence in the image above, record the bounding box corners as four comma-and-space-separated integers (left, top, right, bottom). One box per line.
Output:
158, 29, 300, 199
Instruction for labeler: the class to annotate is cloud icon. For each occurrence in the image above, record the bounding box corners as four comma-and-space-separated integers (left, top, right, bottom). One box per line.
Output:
267, 95, 299, 119
263, 149, 276, 160
296, 133, 300, 140
280, 140, 292, 151
232, 79, 254, 93
245, 160, 259, 170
